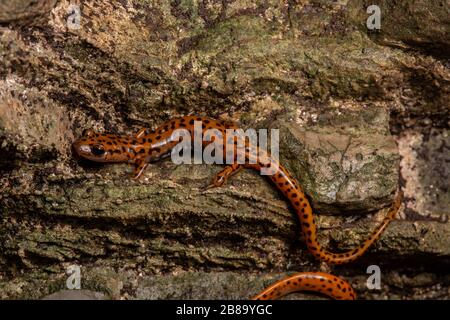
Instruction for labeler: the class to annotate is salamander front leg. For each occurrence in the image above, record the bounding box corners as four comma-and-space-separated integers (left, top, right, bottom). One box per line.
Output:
133, 159, 148, 179
204, 164, 242, 190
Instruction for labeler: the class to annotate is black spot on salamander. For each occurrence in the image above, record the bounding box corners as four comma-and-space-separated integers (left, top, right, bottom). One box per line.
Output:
189, 119, 195, 125
164, 125, 169, 131
156, 136, 161, 140
139, 149, 145, 154
106, 141, 112, 145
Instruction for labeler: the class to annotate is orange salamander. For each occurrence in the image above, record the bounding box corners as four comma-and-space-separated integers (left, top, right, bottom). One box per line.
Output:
72, 115, 403, 300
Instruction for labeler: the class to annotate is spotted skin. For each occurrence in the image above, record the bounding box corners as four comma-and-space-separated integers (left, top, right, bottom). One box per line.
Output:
72, 115, 403, 300
252, 272, 356, 300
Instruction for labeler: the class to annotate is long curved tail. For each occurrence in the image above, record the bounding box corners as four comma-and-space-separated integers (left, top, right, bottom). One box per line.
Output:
268, 164, 403, 265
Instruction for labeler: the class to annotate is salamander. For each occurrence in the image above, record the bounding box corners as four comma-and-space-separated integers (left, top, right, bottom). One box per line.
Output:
252, 272, 355, 300
72, 115, 403, 300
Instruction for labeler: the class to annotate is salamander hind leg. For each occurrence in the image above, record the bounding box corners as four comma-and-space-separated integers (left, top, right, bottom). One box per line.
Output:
205, 164, 242, 190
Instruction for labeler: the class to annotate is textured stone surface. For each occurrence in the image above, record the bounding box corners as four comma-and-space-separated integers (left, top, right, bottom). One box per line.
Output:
0, 0, 57, 24
0, 0, 448, 300
42, 289, 106, 300
398, 129, 450, 220
275, 105, 400, 214
348, 0, 450, 57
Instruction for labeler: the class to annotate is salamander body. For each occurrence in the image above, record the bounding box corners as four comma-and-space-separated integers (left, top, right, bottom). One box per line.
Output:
72, 115, 402, 300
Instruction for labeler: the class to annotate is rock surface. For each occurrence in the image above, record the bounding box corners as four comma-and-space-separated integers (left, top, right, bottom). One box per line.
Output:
348, 0, 450, 58
276, 105, 400, 214
42, 289, 106, 300
0, 0, 448, 300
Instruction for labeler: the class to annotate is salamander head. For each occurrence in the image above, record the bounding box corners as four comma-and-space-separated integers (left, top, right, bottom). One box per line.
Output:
72, 129, 130, 162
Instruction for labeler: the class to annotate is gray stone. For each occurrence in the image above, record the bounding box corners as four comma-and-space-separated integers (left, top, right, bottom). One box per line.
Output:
42, 289, 106, 300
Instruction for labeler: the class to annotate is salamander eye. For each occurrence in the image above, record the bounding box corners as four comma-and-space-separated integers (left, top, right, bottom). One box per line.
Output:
82, 129, 95, 137
91, 145, 105, 156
